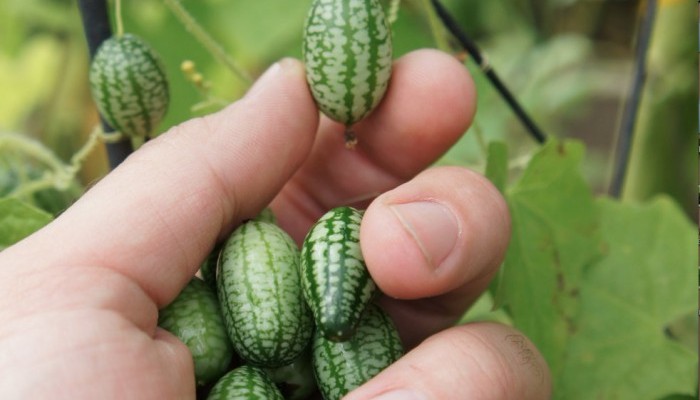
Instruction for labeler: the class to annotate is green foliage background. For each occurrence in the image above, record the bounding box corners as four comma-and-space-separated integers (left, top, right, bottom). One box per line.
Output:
0, 0, 696, 399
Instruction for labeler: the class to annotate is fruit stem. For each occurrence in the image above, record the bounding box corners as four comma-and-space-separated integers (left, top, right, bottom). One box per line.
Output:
344, 129, 358, 150
115, 0, 124, 37
162, 0, 253, 86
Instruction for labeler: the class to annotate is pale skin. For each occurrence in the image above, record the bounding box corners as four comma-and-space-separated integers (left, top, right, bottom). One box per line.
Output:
0, 50, 551, 399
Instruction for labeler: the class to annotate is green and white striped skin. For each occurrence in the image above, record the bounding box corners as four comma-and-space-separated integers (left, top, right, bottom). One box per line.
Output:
158, 277, 233, 387
207, 365, 284, 400
251, 207, 277, 225
301, 206, 377, 341
217, 221, 314, 368
265, 345, 317, 400
89, 33, 169, 139
312, 304, 403, 400
302, 0, 393, 126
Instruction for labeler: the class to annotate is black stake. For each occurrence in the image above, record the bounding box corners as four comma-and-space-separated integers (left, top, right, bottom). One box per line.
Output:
77, 0, 133, 170
608, 0, 657, 197
430, 0, 547, 144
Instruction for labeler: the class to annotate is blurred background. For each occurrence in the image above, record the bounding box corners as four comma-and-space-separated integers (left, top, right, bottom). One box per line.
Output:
0, 0, 696, 217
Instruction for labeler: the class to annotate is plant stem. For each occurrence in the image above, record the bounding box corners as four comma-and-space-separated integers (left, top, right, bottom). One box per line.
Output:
418, 0, 450, 52
77, 0, 133, 169
0, 134, 66, 175
115, 0, 124, 37
162, 0, 252, 86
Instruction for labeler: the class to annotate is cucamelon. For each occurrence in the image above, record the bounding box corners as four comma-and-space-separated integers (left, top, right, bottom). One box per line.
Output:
158, 277, 233, 387
301, 206, 377, 341
302, 0, 393, 133
217, 220, 313, 367
207, 365, 284, 400
89, 33, 169, 139
312, 304, 404, 400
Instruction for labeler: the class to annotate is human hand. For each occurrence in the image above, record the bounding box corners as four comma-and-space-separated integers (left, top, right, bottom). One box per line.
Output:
0, 49, 550, 399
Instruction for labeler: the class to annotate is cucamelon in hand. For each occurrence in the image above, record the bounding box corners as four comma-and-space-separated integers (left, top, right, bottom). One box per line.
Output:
158, 277, 233, 387
301, 206, 377, 341
312, 303, 404, 400
302, 0, 393, 143
207, 365, 284, 400
217, 220, 314, 367
89, 33, 169, 139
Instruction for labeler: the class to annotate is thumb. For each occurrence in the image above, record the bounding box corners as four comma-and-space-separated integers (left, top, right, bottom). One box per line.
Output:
345, 323, 552, 400
8, 58, 319, 307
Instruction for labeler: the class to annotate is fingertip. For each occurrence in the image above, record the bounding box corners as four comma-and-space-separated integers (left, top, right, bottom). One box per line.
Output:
346, 323, 551, 400
356, 49, 477, 176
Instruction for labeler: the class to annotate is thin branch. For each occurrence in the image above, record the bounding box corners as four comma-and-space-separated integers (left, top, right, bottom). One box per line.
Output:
162, 0, 252, 86
429, 0, 547, 144
608, 0, 657, 197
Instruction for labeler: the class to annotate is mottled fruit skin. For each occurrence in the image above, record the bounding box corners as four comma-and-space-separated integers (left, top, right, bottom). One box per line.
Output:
207, 365, 284, 400
303, 0, 393, 126
301, 206, 377, 341
89, 33, 169, 138
312, 304, 403, 400
217, 221, 314, 367
158, 277, 233, 386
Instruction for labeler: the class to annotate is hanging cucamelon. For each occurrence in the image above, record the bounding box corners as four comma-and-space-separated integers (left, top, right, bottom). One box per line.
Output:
217, 220, 314, 368
89, 33, 169, 140
300, 206, 377, 342
302, 0, 393, 145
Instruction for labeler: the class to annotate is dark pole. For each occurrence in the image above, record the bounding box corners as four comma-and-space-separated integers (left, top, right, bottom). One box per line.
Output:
77, 0, 133, 170
430, 0, 547, 145
608, 0, 657, 197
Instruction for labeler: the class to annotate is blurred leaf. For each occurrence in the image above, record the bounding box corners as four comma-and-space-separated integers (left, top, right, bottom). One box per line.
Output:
485, 140, 508, 192
495, 138, 602, 376
557, 197, 697, 399
0, 197, 52, 251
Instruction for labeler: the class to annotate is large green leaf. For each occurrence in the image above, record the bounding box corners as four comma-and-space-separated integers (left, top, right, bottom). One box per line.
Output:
557, 197, 697, 399
0, 197, 52, 250
495, 138, 602, 375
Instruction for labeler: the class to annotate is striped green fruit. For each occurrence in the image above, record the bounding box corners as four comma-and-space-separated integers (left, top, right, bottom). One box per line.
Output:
217, 220, 314, 367
89, 33, 169, 139
158, 277, 233, 387
302, 0, 393, 127
312, 304, 403, 400
207, 365, 284, 400
301, 206, 377, 341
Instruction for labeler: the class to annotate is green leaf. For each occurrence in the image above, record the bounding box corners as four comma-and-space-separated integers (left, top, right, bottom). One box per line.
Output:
485, 141, 508, 193
0, 197, 52, 250
495, 138, 602, 375
557, 197, 697, 399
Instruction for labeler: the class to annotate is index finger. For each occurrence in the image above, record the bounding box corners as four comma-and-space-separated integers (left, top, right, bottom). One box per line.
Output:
2, 59, 319, 307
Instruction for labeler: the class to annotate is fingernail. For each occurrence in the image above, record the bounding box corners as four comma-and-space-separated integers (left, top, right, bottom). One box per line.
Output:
245, 58, 302, 100
389, 201, 459, 270
370, 389, 427, 400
